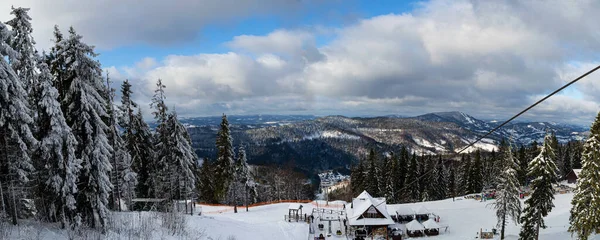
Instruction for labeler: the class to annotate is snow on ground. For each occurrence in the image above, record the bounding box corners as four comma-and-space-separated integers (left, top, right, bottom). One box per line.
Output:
386, 193, 596, 240
4, 193, 598, 239
413, 137, 446, 152
193, 193, 597, 240
459, 138, 498, 153
304, 130, 361, 140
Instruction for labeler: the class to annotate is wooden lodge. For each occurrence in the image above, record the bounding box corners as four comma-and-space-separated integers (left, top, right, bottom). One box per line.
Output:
346, 191, 395, 240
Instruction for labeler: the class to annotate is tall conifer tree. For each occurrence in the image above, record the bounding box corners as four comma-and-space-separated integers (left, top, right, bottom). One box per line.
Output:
569, 112, 600, 240
58, 27, 113, 229
214, 114, 234, 202
519, 133, 558, 240
0, 21, 36, 225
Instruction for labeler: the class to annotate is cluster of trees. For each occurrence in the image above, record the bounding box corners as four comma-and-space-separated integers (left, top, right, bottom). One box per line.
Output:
350, 136, 583, 205
197, 115, 258, 212
0, 7, 197, 230
197, 116, 315, 208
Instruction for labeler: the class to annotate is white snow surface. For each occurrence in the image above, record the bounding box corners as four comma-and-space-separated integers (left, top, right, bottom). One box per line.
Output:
6, 193, 599, 239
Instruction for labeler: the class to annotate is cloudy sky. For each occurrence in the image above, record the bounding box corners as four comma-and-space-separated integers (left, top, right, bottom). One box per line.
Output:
2, 0, 600, 125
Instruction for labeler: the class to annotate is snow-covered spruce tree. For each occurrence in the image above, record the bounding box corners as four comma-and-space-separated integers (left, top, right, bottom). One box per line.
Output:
459, 154, 471, 195
517, 145, 528, 186
404, 153, 419, 202
237, 147, 256, 212
120, 82, 154, 200
33, 59, 81, 228
519, 133, 558, 240
6, 7, 37, 97
58, 27, 113, 229
164, 111, 197, 200
230, 145, 254, 212
150, 79, 170, 199
492, 141, 521, 240
390, 152, 403, 204
447, 162, 456, 199
214, 114, 234, 202
382, 152, 395, 201
569, 112, 600, 240
47, 26, 68, 103
432, 156, 447, 200
365, 149, 380, 196
350, 157, 365, 196
392, 146, 408, 203
106, 75, 136, 211
0, 22, 36, 225
468, 150, 484, 194
198, 158, 216, 203
418, 155, 429, 201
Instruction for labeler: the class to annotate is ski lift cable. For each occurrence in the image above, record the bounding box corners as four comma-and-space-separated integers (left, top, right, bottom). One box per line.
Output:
397, 64, 600, 195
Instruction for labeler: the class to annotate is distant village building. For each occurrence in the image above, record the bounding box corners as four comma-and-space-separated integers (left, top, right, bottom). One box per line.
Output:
345, 191, 395, 239
565, 169, 582, 184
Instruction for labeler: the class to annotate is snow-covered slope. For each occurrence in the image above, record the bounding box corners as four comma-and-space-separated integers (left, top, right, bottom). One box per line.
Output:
4, 193, 596, 239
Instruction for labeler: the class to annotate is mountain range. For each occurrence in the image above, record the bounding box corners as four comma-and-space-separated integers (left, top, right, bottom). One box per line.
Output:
183, 112, 588, 173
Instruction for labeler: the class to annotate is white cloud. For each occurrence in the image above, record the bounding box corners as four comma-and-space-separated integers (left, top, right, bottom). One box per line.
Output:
0, 0, 331, 50
93, 0, 600, 125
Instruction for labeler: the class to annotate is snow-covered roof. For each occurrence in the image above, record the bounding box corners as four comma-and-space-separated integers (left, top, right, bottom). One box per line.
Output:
395, 206, 415, 216
414, 205, 431, 215
356, 190, 373, 199
422, 219, 441, 229
346, 191, 394, 226
288, 203, 302, 210
405, 220, 425, 231
572, 169, 582, 177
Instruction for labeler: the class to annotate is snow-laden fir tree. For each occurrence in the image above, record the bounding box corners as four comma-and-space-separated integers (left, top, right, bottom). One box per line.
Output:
459, 154, 471, 195
519, 133, 558, 240
105, 75, 136, 211
150, 79, 169, 199
569, 111, 600, 240
0, 21, 36, 225
392, 146, 408, 202
517, 146, 528, 186
214, 114, 234, 202
164, 111, 197, 200
350, 157, 365, 196
365, 149, 380, 196
469, 150, 484, 194
389, 151, 404, 204
33, 59, 81, 228
6, 7, 37, 96
382, 152, 395, 201
119, 80, 154, 198
404, 153, 419, 202
432, 156, 447, 200
230, 146, 256, 212
492, 141, 521, 240
58, 27, 113, 229
447, 162, 456, 199
418, 155, 429, 201
47, 26, 67, 102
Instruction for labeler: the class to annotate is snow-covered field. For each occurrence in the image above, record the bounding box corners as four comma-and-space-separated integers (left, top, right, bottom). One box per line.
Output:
4, 193, 598, 239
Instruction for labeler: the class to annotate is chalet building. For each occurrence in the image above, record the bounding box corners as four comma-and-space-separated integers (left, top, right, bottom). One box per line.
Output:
346, 191, 395, 239
565, 169, 582, 184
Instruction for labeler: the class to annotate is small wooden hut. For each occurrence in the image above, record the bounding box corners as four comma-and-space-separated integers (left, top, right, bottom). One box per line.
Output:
422, 219, 441, 236
565, 169, 582, 184
405, 219, 425, 237
414, 206, 431, 222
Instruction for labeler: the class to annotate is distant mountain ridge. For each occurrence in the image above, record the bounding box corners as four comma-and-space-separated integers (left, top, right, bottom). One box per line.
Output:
183, 112, 587, 173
